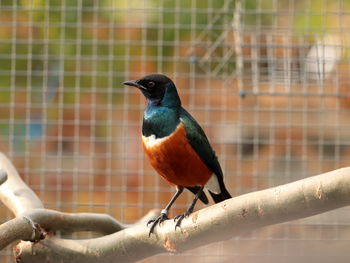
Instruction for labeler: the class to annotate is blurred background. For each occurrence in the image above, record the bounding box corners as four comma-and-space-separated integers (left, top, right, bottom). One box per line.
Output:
1, 0, 350, 262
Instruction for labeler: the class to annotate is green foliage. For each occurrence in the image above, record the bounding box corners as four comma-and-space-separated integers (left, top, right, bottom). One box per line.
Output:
0, 0, 126, 107
243, 0, 274, 26
294, 0, 350, 35
3, 0, 344, 143
157, 0, 233, 54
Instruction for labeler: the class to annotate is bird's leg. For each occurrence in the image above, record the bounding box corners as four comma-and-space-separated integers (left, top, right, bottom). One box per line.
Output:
174, 186, 204, 230
147, 186, 184, 236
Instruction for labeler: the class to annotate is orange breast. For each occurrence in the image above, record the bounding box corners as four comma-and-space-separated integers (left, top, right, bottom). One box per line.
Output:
142, 123, 212, 187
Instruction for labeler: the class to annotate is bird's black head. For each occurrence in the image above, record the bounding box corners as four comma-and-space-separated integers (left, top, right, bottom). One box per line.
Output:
123, 74, 181, 107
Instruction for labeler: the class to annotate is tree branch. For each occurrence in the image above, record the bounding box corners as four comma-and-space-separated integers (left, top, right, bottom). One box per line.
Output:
0, 152, 159, 250
0, 170, 7, 185
22, 208, 158, 234
0, 208, 159, 250
14, 167, 350, 263
0, 152, 43, 215
0, 216, 45, 250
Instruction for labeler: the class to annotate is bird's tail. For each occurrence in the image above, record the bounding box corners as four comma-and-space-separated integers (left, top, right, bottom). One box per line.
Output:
209, 183, 231, 203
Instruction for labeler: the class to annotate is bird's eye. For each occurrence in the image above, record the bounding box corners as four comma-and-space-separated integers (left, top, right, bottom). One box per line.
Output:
147, 81, 155, 88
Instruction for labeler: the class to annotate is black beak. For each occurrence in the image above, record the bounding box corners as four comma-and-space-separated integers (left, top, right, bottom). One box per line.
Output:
123, 80, 146, 90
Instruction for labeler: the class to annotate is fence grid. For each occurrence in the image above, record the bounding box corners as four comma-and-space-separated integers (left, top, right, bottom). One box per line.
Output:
1, 0, 350, 262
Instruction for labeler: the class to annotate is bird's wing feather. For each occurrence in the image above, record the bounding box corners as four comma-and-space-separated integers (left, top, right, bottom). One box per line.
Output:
179, 108, 223, 182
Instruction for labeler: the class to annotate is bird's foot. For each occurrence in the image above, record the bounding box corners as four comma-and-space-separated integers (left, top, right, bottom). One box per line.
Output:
174, 210, 192, 230
147, 210, 169, 236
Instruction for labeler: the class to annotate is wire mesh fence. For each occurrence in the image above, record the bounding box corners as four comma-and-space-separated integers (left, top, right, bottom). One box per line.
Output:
1, 0, 350, 262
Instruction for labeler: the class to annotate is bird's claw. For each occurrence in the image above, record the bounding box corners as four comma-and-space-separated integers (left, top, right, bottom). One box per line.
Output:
147, 212, 169, 236
174, 211, 191, 230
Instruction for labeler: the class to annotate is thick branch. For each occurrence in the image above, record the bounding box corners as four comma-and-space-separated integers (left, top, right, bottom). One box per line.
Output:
0, 209, 125, 250
22, 208, 158, 234
0, 208, 159, 250
0, 153, 43, 215
15, 167, 350, 263
0, 170, 7, 185
0, 216, 44, 250
0, 152, 158, 250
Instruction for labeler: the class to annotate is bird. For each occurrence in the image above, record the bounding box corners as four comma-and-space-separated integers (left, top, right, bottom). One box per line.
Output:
123, 74, 231, 236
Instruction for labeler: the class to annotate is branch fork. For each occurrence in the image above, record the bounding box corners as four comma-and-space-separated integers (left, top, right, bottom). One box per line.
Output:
0, 152, 350, 262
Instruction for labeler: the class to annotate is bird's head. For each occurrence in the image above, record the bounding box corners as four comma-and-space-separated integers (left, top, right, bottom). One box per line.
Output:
123, 74, 181, 107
